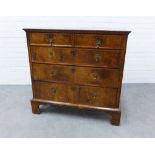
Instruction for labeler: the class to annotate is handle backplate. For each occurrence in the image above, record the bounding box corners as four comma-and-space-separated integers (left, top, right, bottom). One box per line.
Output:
51, 87, 56, 95
96, 38, 102, 47
48, 33, 54, 43
91, 72, 98, 80
87, 91, 97, 103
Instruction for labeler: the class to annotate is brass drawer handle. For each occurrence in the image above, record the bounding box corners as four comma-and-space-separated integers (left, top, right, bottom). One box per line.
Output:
48, 51, 55, 57
91, 72, 98, 80
96, 38, 102, 47
51, 87, 56, 95
95, 54, 102, 62
92, 91, 97, 99
50, 70, 56, 76
88, 91, 97, 102
48, 34, 54, 44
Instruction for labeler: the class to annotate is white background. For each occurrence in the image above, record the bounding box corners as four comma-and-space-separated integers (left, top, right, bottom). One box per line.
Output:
0, 0, 155, 154
0, 16, 155, 84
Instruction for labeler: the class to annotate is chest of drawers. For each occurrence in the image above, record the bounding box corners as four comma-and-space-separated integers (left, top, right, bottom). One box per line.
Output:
24, 29, 130, 126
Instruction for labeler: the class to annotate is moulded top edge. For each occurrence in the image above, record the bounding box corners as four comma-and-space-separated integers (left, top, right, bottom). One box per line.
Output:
23, 28, 131, 34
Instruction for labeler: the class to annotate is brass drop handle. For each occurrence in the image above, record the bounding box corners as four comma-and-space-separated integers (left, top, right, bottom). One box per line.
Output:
96, 38, 102, 47
48, 34, 54, 44
91, 72, 98, 80
95, 53, 102, 62
92, 91, 97, 99
50, 70, 56, 76
51, 87, 56, 95
88, 91, 97, 102
48, 51, 55, 57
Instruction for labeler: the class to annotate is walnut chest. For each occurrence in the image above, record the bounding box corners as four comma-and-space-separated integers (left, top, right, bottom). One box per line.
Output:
24, 28, 130, 126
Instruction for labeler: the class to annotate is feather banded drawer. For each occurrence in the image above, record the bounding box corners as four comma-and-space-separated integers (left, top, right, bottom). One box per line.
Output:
24, 28, 130, 126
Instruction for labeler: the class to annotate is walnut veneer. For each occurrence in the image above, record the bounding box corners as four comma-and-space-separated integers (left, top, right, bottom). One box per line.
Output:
24, 28, 130, 126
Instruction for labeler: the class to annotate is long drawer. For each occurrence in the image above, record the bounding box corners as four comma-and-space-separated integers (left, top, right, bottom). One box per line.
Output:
32, 63, 120, 88
31, 46, 121, 68
33, 81, 118, 108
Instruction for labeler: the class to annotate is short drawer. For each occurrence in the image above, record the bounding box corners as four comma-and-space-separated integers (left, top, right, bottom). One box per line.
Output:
33, 81, 74, 103
30, 32, 73, 46
32, 64, 74, 83
75, 34, 124, 49
74, 85, 117, 108
75, 67, 120, 88
31, 46, 121, 68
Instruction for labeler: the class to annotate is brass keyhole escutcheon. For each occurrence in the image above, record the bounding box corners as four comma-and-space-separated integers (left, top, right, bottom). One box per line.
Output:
48, 51, 55, 57
95, 53, 102, 62
50, 70, 56, 76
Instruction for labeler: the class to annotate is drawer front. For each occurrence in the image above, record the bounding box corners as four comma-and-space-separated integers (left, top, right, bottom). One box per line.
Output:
31, 47, 74, 64
30, 32, 73, 45
32, 64, 74, 83
31, 46, 121, 68
75, 34, 124, 48
75, 49, 121, 68
74, 85, 117, 108
32, 64, 120, 87
75, 67, 120, 88
33, 81, 117, 108
33, 81, 74, 103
